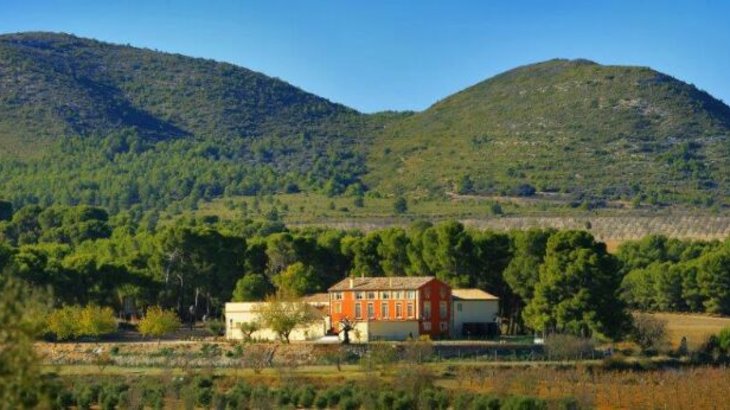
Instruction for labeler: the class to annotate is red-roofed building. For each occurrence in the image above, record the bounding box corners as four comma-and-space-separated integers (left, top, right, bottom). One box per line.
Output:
328, 276, 452, 340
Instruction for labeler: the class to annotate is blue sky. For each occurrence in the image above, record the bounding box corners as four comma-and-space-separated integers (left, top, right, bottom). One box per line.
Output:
2, 1, 729, 113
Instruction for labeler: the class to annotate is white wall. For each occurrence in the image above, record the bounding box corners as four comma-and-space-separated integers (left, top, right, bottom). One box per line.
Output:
451, 300, 499, 336
225, 302, 327, 342
369, 321, 420, 341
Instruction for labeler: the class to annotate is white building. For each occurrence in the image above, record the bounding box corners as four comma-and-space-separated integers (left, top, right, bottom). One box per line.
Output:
451, 289, 500, 338
225, 295, 330, 341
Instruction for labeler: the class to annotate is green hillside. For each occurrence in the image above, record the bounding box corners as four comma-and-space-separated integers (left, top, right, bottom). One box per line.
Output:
367, 59, 730, 208
1, 33, 730, 215
0, 32, 379, 212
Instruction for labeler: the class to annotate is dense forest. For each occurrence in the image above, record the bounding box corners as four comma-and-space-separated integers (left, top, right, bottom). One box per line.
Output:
2, 202, 730, 340
2, 33, 730, 214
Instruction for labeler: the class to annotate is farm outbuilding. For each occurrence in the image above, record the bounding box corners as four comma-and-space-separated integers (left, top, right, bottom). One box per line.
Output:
451, 289, 500, 338
224, 302, 329, 342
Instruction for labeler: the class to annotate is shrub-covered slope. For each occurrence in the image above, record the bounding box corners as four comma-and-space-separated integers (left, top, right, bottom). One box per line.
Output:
2, 33, 730, 213
367, 59, 730, 207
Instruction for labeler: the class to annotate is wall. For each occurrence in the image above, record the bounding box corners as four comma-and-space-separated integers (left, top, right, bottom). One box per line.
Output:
368, 320, 420, 341
224, 302, 327, 342
419, 279, 452, 338
451, 300, 499, 337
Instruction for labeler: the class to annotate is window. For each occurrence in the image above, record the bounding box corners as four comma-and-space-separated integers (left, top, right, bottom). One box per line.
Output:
406, 290, 416, 299
381, 303, 389, 319
407, 302, 414, 318
396, 303, 402, 318
381, 291, 390, 300
423, 303, 431, 320
439, 301, 447, 318
355, 292, 364, 300
440, 321, 448, 332
457, 303, 462, 312
367, 303, 375, 319
334, 292, 343, 300
440, 287, 447, 299
423, 287, 431, 299
334, 302, 342, 314
367, 291, 376, 300
423, 322, 431, 331
355, 303, 362, 319
393, 291, 402, 300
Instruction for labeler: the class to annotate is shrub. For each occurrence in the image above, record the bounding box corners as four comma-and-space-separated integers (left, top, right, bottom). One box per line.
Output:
631, 314, 668, 354
296, 385, 316, 408
46, 306, 77, 341
138, 306, 180, 343
544, 334, 595, 360
77, 305, 117, 339
501, 395, 548, 410
471, 394, 500, 410
206, 319, 226, 337
142, 385, 165, 410
339, 396, 360, 410
557, 397, 581, 410
194, 376, 214, 407
378, 390, 397, 409
315, 394, 329, 409
718, 327, 730, 352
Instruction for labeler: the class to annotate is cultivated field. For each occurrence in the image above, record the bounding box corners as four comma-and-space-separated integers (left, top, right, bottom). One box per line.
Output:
194, 193, 730, 243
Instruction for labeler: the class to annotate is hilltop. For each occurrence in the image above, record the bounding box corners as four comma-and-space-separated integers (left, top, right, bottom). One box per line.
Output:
1, 33, 729, 214
0, 32, 375, 211
367, 59, 730, 208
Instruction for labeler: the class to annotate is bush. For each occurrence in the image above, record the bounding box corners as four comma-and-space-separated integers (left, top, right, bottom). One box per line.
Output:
47, 305, 117, 341
315, 394, 329, 409
194, 376, 214, 407
544, 334, 595, 360
142, 385, 165, 410
501, 395, 548, 410
718, 327, 730, 352
339, 396, 360, 410
296, 385, 316, 408
631, 314, 668, 354
138, 306, 180, 342
471, 394, 500, 410
206, 319, 226, 337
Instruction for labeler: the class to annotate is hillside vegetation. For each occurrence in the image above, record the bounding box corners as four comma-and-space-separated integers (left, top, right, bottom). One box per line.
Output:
1, 33, 730, 215
368, 59, 730, 207
0, 32, 377, 212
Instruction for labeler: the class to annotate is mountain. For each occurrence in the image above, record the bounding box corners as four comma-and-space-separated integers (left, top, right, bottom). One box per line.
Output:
0, 32, 374, 212
366, 59, 730, 207
1, 33, 730, 214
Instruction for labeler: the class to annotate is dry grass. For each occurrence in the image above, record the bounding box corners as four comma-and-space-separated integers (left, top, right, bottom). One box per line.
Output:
445, 365, 730, 410
650, 312, 730, 349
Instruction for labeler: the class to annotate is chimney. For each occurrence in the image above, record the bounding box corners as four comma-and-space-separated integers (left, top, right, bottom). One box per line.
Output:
389, 277, 393, 288
349, 278, 354, 289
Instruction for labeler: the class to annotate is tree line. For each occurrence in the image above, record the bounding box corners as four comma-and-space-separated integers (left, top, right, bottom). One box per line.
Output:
2, 203, 730, 340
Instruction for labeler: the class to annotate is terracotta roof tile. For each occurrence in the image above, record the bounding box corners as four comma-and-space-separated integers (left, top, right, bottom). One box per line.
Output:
328, 276, 436, 291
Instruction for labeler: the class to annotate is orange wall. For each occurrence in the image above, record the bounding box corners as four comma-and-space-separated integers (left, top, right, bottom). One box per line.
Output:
329, 278, 452, 338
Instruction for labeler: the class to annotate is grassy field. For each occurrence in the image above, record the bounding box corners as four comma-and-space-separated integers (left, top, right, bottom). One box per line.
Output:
652, 312, 730, 349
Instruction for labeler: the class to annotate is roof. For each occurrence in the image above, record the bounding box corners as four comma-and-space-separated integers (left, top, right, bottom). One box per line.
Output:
300, 293, 330, 305
452, 289, 499, 301
328, 276, 437, 291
